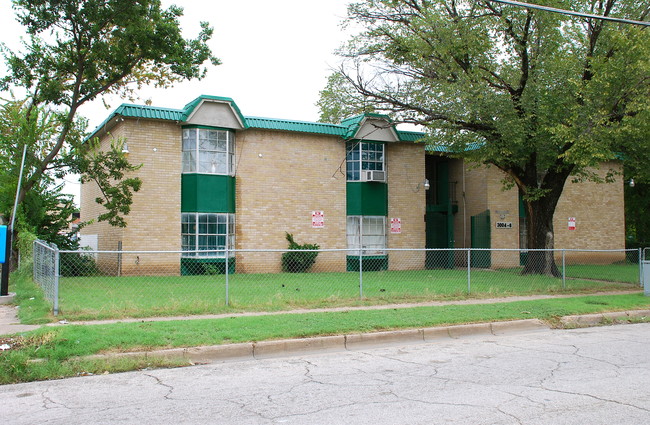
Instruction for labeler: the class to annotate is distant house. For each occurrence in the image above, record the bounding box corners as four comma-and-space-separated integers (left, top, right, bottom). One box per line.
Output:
80, 95, 625, 275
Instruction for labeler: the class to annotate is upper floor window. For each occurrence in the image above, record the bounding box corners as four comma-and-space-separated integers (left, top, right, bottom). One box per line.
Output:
182, 128, 235, 175
346, 141, 385, 181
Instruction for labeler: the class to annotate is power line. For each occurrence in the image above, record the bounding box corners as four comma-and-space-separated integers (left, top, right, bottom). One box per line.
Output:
486, 0, 650, 27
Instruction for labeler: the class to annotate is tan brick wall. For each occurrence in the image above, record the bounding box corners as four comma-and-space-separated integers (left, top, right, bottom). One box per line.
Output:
485, 167, 520, 267
80, 124, 126, 274
449, 161, 625, 267
234, 129, 348, 273
80, 119, 182, 275
386, 143, 426, 270
554, 161, 625, 263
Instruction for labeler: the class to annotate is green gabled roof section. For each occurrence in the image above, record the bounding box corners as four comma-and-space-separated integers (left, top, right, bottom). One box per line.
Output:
245, 117, 345, 136
180, 95, 248, 128
340, 112, 394, 140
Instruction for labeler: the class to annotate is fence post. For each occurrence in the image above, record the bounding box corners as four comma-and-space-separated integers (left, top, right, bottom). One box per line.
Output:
225, 247, 230, 306
562, 249, 566, 289
359, 250, 363, 299
639, 248, 643, 288
53, 244, 60, 316
33, 240, 37, 283
467, 248, 471, 294
562, 248, 566, 289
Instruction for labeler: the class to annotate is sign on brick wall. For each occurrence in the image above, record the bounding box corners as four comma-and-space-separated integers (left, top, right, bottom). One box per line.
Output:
312, 211, 324, 228
568, 217, 576, 230
390, 217, 401, 234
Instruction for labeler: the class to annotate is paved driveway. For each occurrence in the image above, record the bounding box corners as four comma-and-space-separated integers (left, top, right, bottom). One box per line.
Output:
1, 323, 649, 424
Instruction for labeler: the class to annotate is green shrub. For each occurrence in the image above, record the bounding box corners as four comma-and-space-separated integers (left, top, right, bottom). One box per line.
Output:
60, 252, 100, 277
281, 232, 320, 273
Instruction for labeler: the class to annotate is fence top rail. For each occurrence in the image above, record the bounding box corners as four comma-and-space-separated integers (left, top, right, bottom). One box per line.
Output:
34, 239, 57, 251
58, 247, 636, 254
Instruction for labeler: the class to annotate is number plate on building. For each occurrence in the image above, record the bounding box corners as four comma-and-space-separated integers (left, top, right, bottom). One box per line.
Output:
495, 222, 513, 229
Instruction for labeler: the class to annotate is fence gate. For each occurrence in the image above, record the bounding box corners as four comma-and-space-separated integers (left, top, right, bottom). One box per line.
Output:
471, 210, 491, 268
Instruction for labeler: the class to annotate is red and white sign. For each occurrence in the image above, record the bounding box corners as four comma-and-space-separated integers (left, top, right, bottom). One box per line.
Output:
312, 211, 324, 228
568, 217, 576, 230
390, 217, 402, 234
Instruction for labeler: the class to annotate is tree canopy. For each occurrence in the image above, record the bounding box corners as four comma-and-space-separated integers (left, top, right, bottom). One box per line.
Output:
319, 0, 650, 274
0, 0, 219, 245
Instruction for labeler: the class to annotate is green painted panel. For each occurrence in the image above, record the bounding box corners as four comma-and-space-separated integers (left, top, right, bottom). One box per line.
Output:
346, 182, 388, 216
181, 257, 235, 276
181, 174, 236, 213
346, 255, 388, 272
471, 210, 491, 268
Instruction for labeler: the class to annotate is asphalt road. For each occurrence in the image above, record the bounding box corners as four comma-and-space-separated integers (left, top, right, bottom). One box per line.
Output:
2, 323, 649, 425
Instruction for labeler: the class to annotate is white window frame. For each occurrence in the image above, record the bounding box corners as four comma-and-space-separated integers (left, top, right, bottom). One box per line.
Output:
346, 141, 385, 182
182, 128, 235, 175
346, 215, 387, 256
181, 213, 235, 258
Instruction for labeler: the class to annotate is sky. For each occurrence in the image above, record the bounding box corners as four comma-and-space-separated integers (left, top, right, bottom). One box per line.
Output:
0, 0, 355, 201
1, 0, 353, 124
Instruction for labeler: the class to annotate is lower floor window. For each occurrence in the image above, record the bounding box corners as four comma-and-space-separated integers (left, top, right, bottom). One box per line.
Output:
181, 213, 235, 257
346, 215, 386, 255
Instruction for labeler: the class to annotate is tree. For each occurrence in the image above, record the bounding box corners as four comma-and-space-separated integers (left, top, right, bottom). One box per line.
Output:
319, 0, 650, 275
0, 0, 219, 227
0, 98, 142, 255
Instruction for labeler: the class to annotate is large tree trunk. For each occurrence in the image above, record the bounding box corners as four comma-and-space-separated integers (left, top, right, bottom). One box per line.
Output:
522, 198, 561, 277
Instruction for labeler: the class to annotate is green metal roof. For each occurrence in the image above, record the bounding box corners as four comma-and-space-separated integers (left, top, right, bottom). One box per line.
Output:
116, 104, 185, 121
87, 96, 435, 143
245, 117, 345, 136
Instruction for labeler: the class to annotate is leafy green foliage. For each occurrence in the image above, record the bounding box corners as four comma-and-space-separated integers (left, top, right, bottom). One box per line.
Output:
59, 252, 100, 277
74, 138, 142, 228
0, 0, 219, 239
281, 232, 320, 273
320, 0, 650, 266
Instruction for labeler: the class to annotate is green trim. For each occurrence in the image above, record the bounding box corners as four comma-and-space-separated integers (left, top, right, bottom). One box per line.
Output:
346, 255, 388, 272
346, 182, 388, 216
181, 174, 236, 213
180, 257, 235, 276
181, 124, 235, 132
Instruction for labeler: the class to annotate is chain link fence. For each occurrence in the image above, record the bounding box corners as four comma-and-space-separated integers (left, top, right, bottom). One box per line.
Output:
32, 240, 59, 314
32, 244, 645, 318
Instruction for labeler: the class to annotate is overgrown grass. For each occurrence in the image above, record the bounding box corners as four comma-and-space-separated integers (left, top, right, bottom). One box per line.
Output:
2, 293, 649, 384
9, 270, 53, 325
55, 267, 637, 320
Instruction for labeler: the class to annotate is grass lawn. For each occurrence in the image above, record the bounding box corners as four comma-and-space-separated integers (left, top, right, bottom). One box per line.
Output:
564, 263, 640, 284
55, 266, 640, 321
2, 293, 650, 385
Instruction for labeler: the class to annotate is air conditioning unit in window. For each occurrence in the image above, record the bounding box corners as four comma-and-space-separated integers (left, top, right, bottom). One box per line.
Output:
360, 170, 386, 182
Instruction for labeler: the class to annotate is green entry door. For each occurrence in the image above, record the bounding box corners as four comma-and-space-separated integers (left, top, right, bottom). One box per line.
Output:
425, 212, 454, 269
470, 210, 491, 268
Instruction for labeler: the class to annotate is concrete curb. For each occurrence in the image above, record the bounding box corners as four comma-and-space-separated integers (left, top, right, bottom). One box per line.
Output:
0, 293, 16, 305
560, 309, 650, 327
81, 318, 550, 365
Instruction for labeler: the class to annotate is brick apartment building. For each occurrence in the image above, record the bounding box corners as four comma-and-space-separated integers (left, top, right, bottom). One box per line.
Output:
80, 95, 625, 275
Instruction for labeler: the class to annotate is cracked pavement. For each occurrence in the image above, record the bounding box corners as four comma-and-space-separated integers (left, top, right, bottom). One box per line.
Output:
1, 323, 649, 424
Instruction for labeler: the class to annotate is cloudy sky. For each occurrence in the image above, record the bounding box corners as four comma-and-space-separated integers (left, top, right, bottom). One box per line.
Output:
1, 0, 354, 201
1, 0, 353, 127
